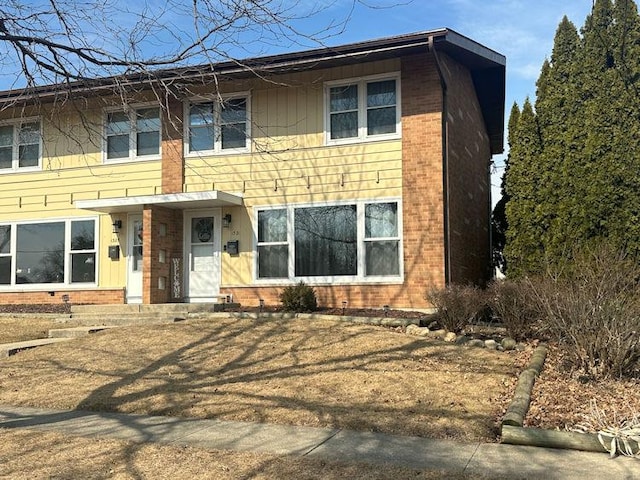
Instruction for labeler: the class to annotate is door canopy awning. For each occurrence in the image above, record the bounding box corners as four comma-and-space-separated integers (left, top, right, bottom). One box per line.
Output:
75, 190, 244, 214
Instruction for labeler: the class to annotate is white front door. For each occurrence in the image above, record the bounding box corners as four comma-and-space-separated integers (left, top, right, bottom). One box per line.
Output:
185, 210, 221, 302
126, 214, 143, 303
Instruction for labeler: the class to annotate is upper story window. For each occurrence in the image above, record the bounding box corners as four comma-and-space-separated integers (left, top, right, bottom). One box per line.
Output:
326, 74, 400, 144
186, 95, 249, 155
105, 106, 160, 162
0, 118, 41, 172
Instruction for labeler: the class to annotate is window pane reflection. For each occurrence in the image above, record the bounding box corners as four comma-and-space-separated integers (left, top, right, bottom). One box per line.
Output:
295, 205, 357, 276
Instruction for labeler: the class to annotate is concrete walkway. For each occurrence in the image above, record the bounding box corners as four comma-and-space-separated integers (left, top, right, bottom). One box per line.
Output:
0, 405, 637, 479
0, 337, 71, 357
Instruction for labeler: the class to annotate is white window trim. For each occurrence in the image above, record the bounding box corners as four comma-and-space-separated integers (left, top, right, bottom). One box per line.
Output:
184, 92, 251, 157
0, 216, 99, 290
103, 103, 162, 164
253, 198, 403, 285
68, 218, 98, 285
324, 72, 401, 146
0, 116, 43, 174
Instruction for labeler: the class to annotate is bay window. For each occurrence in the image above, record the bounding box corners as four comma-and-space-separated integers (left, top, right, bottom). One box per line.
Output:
256, 200, 401, 281
327, 74, 400, 143
0, 218, 96, 286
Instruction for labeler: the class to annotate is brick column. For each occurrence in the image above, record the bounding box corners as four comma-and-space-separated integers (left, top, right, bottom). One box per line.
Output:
401, 53, 447, 302
162, 98, 184, 194
143, 205, 183, 304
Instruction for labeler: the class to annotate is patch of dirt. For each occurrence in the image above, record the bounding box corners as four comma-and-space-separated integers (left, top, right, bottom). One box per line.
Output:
0, 304, 71, 314
227, 305, 432, 321
525, 344, 640, 432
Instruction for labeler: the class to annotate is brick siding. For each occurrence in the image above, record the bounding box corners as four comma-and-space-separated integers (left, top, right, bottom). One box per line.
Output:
0, 289, 125, 305
161, 98, 184, 194
439, 53, 492, 286
142, 205, 184, 304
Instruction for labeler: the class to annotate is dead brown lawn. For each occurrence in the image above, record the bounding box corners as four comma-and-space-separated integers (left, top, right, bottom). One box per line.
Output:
0, 316, 80, 344
0, 318, 520, 442
0, 428, 499, 480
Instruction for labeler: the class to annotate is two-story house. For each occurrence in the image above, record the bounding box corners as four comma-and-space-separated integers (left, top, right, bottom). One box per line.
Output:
0, 29, 505, 309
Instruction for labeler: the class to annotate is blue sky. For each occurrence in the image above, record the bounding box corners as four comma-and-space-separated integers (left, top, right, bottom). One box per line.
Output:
1, 0, 595, 204
317, 0, 595, 203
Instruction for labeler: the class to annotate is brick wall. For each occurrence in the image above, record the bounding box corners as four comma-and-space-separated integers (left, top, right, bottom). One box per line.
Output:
221, 53, 448, 310
399, 53, 447, 302
439, 53, 492, 286
221, 284, 430, 311
161, 98, 184, 194
0, 289, 125, 305
142, 205, 183, 304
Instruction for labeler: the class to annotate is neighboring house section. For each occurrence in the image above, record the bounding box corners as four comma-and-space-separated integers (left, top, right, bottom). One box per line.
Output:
0, 29, 505, 309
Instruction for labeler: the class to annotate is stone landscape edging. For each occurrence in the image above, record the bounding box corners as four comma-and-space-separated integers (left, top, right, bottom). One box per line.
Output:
5, 309, 635, 455
199, 310, 421, 327
499, 343, 639, 456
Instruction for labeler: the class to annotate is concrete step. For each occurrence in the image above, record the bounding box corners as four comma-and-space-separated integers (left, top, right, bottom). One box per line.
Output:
70, 303, 239, 315
68, 314, 187, 327
48, 326, 120, 338
71, 304, 185, 314
69, 303, 241, 326
0, 338, 71, 357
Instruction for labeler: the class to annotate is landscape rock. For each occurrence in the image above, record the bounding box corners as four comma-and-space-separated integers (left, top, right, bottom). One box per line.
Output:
428, 329, 447, 340
405, 324, 420, 334
484, 339, 498, 350
406, 324, 430, 337
501, 338, 517, 351
468, 339, 485, 348
443, 332, 457, 342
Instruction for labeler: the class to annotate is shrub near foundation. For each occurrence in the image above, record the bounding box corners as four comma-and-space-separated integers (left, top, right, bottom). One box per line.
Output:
425, 284, 486, 333
280, 281, 317, 312
487, 280, 541, 341
529, 245, 640, 380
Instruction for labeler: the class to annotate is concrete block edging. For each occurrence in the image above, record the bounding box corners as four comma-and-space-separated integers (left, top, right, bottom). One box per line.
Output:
500, 343, 640, 457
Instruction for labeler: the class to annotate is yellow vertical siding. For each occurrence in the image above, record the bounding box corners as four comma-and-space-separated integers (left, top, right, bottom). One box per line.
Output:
186, 59, 403, 286
0, 103, 163, 290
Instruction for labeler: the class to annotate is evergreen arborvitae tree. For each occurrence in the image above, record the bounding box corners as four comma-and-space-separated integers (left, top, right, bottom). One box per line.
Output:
574, 0, 640, 254
491, 103, 520, 272
534, 17, 581, 261
504, 99, 544, 276
503, 0, 640, 276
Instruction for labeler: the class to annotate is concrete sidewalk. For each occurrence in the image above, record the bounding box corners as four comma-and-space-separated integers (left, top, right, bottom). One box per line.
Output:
0, 405, 637, 479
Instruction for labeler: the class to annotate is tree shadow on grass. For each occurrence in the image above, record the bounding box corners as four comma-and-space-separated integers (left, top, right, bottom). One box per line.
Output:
0, 318, 518, 478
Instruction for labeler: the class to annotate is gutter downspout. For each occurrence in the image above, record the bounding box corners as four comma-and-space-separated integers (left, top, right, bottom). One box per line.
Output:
429, 36, 451, 286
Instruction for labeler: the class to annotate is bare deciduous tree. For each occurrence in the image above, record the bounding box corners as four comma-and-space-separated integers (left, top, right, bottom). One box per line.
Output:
0, 0, 396, 172
0, 0, 365, 91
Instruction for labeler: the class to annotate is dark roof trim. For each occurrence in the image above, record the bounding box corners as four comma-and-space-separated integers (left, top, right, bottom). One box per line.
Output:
0, 28, 505, 152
